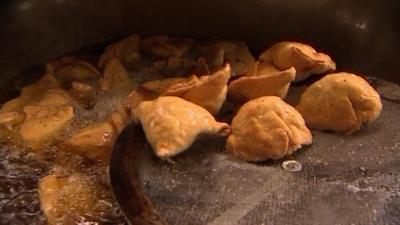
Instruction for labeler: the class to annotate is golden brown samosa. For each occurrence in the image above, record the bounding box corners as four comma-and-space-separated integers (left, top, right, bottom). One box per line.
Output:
136, 96, 230, 158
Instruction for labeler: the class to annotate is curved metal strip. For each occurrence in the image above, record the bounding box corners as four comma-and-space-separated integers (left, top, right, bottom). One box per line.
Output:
109, 123, 167, 225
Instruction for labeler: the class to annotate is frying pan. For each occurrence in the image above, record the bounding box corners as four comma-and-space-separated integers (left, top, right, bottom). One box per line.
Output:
110, 84, 400, 225
0, 0, 399, 224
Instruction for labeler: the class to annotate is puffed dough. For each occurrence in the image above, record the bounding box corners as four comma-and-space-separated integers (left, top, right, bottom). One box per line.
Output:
207, 41, 255, 76
141, 35, 194, 58
226, 96, 312, 161
0, 112, 25, 128
1, 82, 74, 149
70, 81, 96, 107
21, 105, 74, 149
100, 58, 131, 91
0, 75, 71, 145
142, 64, 231, 114
0, 112, 25, 141
136, 96, 230, 158
200, 41, 255, 76
228, 62, 295, 102
259, 42, 336, 82
38, 174, 106, 225
181, 65, 230, 115
33, 88, 72, 106
107, 105, 132, 133
66, 122, 116, 160
126, 87, 159, 114
66, 105, 131, 160
142, 75, 199, 97
46, 57, 100, 82
98, 35, 141, 69
1, 74, 61, 113
296, 72, 382, 134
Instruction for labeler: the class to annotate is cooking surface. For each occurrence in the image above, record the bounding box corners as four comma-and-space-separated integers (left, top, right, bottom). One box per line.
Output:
126, 84, 400, 225
0, 37, 399, 225
2, 82, 399, 225
1, 0, 400, 224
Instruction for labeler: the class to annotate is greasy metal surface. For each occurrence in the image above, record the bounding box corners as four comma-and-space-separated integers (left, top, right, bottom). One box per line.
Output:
110, 124, 166, 225
112, 82, 400, 225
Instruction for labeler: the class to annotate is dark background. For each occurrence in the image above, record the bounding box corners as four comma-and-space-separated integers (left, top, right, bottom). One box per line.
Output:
0, 0, 399, 87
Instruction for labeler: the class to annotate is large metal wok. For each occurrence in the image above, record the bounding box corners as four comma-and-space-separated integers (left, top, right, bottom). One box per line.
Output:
0, 0, 399, 224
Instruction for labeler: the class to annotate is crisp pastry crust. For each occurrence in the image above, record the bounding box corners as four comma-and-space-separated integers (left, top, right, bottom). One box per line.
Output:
141, 35, 194, 58
142, 75, 199, 96
228, 62, 295, 102
66, 105, 132, 161
47, 57, 100, 82
98, 35, 141, 69
1, 74, 61, 113
200, 41, 255, 76
38, 174, 106, 225
0, 74, 74, 148
227, 96, 312, 161
136, 96, 230, 158
296, 72, 382, 134
260, 42, 336, 82
100, 58, 131, 91
141, 64, 231, 114
21, 105, 74, 149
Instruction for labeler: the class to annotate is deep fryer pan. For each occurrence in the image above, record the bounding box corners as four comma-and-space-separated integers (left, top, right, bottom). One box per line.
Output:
0, 0, 399, 225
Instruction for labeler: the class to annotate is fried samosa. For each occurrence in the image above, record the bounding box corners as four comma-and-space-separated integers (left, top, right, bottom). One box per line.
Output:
260, 42, 336, 82
228, 62, 295, 102
227, 96, 312, 161
136, 96, 230, 158
296, 72, 382, 134
141, 64, 231, 114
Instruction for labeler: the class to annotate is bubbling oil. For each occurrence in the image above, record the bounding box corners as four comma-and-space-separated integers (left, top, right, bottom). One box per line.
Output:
0, 87, 132, 224
0, 36, 222, 224
0, 57, 146, 225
